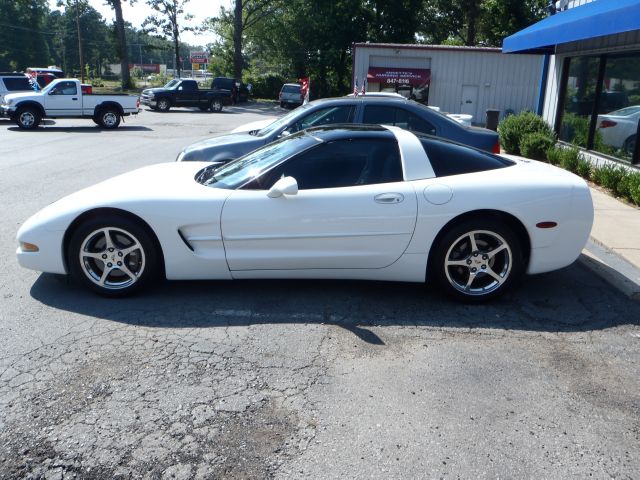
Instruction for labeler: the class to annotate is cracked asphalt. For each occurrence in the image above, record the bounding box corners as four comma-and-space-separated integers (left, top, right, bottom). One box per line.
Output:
1, 105, 639, 479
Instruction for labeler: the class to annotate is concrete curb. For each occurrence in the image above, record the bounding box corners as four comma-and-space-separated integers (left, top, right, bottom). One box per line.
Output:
580, 238, 640, 301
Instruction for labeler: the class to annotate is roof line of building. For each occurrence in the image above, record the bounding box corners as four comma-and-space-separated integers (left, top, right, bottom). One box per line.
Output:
352, 42, 503, 53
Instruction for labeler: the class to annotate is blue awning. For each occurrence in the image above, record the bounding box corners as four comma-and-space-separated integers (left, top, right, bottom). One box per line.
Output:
503, 0, 640, 54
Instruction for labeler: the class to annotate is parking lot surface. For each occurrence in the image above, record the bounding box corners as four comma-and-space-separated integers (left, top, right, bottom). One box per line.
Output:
1, 104, 639, 479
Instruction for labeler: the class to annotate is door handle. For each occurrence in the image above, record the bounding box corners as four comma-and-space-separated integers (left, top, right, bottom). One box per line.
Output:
72, 98, 78, 101
374, 193, 404, 204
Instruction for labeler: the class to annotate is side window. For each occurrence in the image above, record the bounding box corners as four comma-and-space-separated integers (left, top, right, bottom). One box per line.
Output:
364, 105, 435, 135
246, 138, 403, 190
289, 105, 355, 133
4, 77, 32, 91
396, 109, 436, 135
51, 82, 77, 95
420, 138, 512, 177
363, 105, 396, 126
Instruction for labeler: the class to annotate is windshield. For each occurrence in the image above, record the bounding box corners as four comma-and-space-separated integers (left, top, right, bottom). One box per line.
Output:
256, 104, 310, 137
164, 79, 180, 89
197, 132, 320, 189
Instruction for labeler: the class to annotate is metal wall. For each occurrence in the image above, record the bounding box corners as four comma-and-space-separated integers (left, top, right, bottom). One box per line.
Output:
353, 44, 543, 124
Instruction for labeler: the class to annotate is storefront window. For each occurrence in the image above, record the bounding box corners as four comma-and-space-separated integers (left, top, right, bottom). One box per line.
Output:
557, 52, 640, 164
594, 53, 640, 161
559, 56, 600, 147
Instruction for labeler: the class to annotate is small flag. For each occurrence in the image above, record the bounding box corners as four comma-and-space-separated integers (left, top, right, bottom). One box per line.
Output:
361, 79, 366, 95
354, 77, 359, 97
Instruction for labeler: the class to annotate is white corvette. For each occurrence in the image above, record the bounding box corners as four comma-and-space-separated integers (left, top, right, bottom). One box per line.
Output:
17, 125, 593, 302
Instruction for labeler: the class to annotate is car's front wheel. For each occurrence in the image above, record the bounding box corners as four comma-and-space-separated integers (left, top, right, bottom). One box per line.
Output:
15, 106, 41, 129
68, 215, 160, 296
623, 135, 636, 156
431, 218, 524, 302
157, 98, 171, 112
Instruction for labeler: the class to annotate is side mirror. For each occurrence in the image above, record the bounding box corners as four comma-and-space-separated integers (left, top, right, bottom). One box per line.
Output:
279, 130, 291, 138
178, 86, 183, 91
267, 176, 298, 198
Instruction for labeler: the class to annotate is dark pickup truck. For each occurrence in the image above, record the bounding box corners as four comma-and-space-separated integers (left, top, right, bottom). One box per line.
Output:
140, 79, 232, 112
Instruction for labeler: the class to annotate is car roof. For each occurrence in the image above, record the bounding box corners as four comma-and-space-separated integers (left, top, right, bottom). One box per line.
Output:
302, 123, 395, 142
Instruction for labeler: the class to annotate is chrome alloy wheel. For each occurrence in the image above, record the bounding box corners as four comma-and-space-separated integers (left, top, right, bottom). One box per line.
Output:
79, 227, 146, 290
19, 110, 35, 127
444, 229, 512, 296
102, 111, 118, 127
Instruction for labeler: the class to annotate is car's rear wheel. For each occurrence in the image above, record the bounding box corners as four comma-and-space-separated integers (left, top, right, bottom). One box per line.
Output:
98, 108, 121, 129
623, 135, 636, 156
157, 98, 171, 112
16, 106, 41, 129
68, 216, 160, 297
209, 99, 223, 112
431, 218, 524, 302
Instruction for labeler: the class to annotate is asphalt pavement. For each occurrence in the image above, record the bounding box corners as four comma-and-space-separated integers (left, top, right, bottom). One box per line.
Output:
0, 104, 638, 479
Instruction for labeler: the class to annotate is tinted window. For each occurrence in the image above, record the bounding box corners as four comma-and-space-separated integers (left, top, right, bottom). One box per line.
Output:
51, 81, 77, 95
282, 85, 301, 94
289, 105, 355, 132
363, 105, 435, 135
4, 77, 31, 91
419, 137, 513, 177
181, 81, 197, 91
248, 138, 402, 190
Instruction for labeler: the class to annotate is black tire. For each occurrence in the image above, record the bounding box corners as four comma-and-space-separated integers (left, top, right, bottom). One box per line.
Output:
430, 218, 525, 302
98, 108, 121, 129
92, 116, 100, 125
623, 135, 636, 156
68, 215, 161, 297
157, 98, 171, 112
198, 105, 209, 112
15, 106, 41, 129
209, 99, 223, 112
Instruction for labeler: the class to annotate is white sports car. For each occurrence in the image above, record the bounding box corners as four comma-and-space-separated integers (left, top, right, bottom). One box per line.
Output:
17, 125, 593, 302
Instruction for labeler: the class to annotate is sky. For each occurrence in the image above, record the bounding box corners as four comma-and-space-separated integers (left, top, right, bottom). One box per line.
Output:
49, 0, 230, 47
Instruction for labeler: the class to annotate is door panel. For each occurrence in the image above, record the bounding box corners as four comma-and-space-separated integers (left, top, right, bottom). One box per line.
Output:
221, 183, 417, 271
44, 81, 82, 116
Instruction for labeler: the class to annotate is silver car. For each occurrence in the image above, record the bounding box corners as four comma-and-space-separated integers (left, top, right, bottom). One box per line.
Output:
279, 83, 302, 108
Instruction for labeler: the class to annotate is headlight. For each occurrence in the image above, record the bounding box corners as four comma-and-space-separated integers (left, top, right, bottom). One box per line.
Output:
4, 99, 13, 106
148, 93, 154, 98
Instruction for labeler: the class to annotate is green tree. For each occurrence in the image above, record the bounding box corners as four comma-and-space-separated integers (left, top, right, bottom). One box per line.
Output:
105, 0, 135, 88
143, 0, 195, 77
0, 0, 51, 71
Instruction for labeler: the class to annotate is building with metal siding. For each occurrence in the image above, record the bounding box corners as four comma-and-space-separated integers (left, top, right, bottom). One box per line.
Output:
504, 0, 640, 166
352, 43, 543, 125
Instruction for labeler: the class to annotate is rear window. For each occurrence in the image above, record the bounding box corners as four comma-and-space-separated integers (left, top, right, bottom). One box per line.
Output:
3, 77, 31, 91
282, 85, 301, 94
419, 137, 513, 177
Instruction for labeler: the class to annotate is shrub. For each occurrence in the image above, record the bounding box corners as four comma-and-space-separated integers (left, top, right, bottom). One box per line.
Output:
591, 163, 629, 194
629, 173, 640, 205
498, 111, 554, 155
576, 158, 592, 179
617, 171, 633, 198
559, 147, 581, 173
520, 132, 555, 161
244, 73, 288, 99
546, 146, 563, 166
558, 113, 589, 148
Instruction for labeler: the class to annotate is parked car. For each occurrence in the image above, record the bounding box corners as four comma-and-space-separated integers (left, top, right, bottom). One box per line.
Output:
1, 78, 139, 129
16, 124, 593, 302
279, 83, 302, 108
597, 105, 640, 156
211, 77, 238, 104
140, 79, 231, 112
0, 73, 33, 104
176, 96, 500, 163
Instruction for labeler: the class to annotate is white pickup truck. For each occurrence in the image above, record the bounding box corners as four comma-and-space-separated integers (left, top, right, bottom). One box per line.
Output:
0, 78, 140, 129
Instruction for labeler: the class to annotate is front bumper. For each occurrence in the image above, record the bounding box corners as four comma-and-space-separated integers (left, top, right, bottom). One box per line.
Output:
0, 105, 16, 117
140, 97, 157, 107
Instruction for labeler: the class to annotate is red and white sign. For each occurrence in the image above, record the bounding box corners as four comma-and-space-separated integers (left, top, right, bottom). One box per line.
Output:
189, 52, 209, 64
367, 67, 431, 86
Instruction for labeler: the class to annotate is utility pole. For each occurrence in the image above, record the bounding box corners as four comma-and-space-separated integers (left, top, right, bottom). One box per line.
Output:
75, 0, 84, 82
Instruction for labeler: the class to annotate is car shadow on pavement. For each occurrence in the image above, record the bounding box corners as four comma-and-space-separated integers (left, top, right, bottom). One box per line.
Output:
7, 125, 153, 133
29, 260, 640, 345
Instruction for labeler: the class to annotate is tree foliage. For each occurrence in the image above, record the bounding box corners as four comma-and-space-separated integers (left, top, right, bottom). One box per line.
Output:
142, 0, 195, 77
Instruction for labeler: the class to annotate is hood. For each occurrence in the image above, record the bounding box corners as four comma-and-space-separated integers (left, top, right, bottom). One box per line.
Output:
231, 117, 277, 134
142, 87, 169, 95
178, 133, 266, 162
3, 91, 39, 103
19, 162, 229, 234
